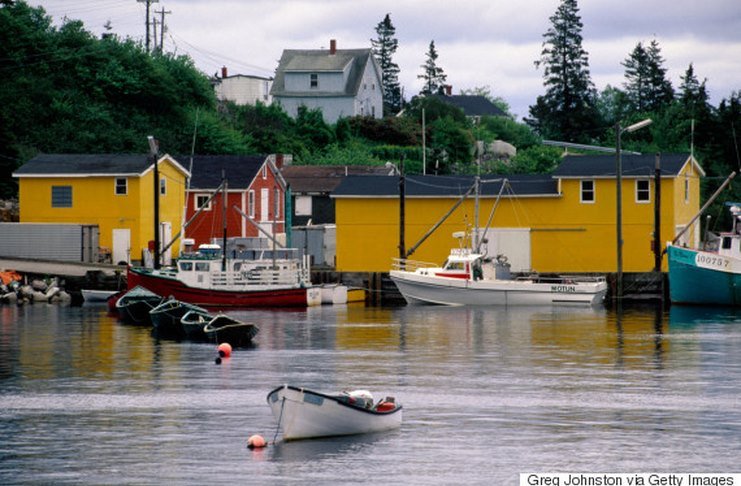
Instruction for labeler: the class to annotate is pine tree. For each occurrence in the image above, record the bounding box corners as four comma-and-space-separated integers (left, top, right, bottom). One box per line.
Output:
418, 40, 447, 96
623, 39, 674, 113
371, 13, 402, 115
526, 0, 599, 142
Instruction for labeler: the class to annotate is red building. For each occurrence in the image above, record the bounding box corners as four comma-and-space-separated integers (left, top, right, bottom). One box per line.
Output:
184, 154, 288, 248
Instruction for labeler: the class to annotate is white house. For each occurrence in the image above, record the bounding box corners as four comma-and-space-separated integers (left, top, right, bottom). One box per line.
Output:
270, 40, 383, 123
213, 66, 273, 105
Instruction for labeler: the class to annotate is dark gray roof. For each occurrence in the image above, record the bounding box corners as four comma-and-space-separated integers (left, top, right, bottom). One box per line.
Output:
13, 154, 154, 176
553, 153, 694, 178
282, 165, 389, 193
433, 95, 507, 117
332, 174, 559, 198
271, 48, 375, 98
186, 155, 267, 190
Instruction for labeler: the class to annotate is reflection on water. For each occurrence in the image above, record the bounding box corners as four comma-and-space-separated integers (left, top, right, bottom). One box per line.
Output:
1, 303, 740, 484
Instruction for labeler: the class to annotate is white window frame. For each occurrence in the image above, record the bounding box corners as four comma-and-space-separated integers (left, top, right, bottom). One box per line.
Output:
310, 73, 318, 89
248, 190, 255, 218
635, 179, 650, 203
262, 164, 267, 179
194, 194, 211, 211
580, 179, 595, 204
115, 177, 128, 195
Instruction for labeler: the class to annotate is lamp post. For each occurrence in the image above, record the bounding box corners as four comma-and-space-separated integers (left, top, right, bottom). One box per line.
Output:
615, 118, 652, 301
148, 136, 160, 269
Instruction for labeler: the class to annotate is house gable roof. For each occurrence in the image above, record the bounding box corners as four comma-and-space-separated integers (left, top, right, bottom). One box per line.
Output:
270, 48, 375, 98
553, 153, 702, 178
433, 95, 507, 117
12, 154, 189, 178
186, 155, 270, 190
281, 165, 389, 193
332, 174, 559, 198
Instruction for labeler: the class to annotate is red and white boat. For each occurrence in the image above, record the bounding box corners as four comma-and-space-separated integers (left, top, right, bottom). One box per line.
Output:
127, 246, 321, 308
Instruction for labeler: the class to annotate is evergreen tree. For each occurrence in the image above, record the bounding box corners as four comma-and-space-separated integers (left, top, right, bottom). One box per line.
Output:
623, 39, 673, 112
526, 0, 599, 142
418, 40, 447, 96
371, 13, 402, 115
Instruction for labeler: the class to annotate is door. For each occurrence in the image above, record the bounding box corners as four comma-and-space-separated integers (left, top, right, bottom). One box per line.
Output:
160, 221, 172, 266
260, 188, 269, 222
112, 229, 131, 265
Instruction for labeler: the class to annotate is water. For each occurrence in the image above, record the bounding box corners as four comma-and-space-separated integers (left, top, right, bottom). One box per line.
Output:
1, 303, 740, 484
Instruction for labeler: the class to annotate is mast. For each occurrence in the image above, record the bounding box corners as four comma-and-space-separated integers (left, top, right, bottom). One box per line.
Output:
221, 170, 227, 271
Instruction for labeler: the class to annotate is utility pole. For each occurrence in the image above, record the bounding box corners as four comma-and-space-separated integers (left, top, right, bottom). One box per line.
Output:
137, 0, 159, 52
155, 7, 171, 54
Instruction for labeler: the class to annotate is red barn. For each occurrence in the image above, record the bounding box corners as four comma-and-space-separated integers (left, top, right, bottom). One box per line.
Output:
184, 154, 288, 248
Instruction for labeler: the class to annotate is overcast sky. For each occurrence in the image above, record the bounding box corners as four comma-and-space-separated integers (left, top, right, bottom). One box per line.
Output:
30, 0, 741, 120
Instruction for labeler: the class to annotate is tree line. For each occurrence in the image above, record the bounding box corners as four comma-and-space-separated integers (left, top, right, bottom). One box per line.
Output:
1, 0, 739, 219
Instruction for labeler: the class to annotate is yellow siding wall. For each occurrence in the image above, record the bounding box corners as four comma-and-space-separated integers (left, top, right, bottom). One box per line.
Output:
336, 170, 700, 274
18, 157, 187, 261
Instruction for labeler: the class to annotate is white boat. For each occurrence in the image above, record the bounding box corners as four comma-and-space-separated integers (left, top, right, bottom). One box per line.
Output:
81, 289, 119, 303
267, 385, 402, 441
390, 243, 607, 306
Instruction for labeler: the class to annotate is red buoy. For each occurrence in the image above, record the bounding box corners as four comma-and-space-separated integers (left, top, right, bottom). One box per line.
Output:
247, 434, 267, 449
217, 342, 232, 358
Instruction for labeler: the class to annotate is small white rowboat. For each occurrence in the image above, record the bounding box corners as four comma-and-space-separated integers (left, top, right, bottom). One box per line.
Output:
267, 385, 402, 441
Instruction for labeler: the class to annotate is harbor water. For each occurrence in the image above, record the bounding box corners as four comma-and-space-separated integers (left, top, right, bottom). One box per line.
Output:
1, 303, 740, 484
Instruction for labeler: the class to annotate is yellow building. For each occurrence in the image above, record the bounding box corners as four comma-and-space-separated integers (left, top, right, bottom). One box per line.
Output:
332, 153, 703, 274
13, 153, 189, 265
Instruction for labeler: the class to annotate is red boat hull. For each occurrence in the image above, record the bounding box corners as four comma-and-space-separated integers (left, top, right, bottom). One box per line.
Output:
127, 267, 309, 308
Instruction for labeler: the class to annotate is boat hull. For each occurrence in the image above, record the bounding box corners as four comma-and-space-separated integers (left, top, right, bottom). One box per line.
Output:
390, 271, 607, 306
667, 244, 741, 305
150, 299, 207, 337
267, 385, 402, 441
127, 267, 310, 308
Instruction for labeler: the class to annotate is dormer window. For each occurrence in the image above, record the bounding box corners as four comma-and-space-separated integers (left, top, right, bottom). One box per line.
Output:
310, 73, 318, 88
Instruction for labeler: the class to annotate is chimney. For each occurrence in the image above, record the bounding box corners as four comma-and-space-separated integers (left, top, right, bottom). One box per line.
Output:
275, 153, 284, 168
221, 66, 228, 78
329, 39, 336, 55
445, 84, 452, 96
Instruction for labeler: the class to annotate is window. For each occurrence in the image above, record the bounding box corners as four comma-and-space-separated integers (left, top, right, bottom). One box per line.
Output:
274, 188, 281, 219
115, 178, 127, 195
248, 190, 255, 218
51, 186, 72, 208
195, 194, 211, 211
635, 179, 650, 203
160, 177, 166, 196
685, 176, 690, 203
372, 106, 376, 117
262, 164, 267, 179
310, 73, 318, 88
580, 180, 595, 203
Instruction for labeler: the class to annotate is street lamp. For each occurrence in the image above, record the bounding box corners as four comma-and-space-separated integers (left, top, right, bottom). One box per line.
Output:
148, 135, 160, 269
615, 118, 652, 301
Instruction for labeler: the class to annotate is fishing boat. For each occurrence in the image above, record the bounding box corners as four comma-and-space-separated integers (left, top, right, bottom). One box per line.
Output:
149, 298, 208, 336
128, 246, 320, 308
267, 385, 402, 441
115, 286, 163, 324
667, 201, 741, 305
391, 230, 607, 306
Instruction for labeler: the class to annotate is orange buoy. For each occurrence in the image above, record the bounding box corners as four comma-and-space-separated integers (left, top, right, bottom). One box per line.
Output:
217, 342, 232, 358
247, 434, 267, 449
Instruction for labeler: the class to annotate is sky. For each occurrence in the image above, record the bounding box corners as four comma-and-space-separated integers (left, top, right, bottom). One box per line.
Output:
28, 0, 741, 120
